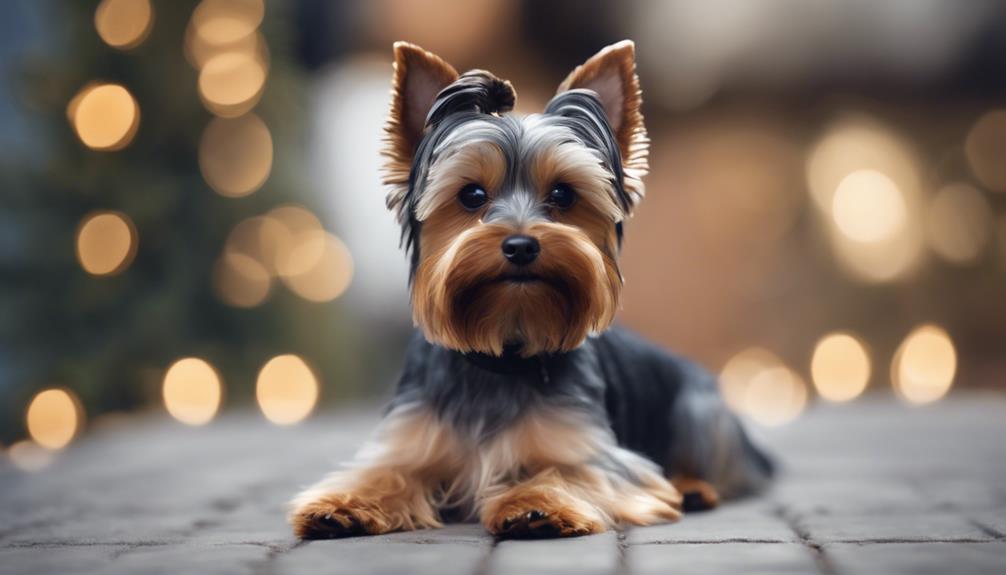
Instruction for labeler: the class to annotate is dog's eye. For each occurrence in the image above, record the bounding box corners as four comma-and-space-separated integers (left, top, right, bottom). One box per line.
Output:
458, 184, 488, 210
548, 184, 577, 209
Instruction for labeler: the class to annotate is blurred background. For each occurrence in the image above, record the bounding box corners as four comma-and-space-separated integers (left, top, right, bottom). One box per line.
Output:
1, 0, 1004, 470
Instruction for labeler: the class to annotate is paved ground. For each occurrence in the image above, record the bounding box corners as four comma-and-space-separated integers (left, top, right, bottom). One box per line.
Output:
2, 394, 1005, 574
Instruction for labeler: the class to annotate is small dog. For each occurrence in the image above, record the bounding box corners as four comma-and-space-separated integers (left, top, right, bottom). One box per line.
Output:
290, 40, 772, 539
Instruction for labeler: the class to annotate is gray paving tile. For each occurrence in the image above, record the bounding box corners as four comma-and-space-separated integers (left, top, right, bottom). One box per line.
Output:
489, 531, 619, 575
826, 542, 1006, 575
799, 512, 993, 543
275, 537, 489, 575
628, 500, 796, 544
628, 542, 820, 574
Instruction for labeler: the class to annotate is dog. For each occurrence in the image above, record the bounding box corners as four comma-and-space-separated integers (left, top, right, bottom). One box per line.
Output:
289, 40, 773, 540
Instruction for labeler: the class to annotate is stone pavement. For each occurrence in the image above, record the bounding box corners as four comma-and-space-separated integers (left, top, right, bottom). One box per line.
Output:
1, 394, 1005, 574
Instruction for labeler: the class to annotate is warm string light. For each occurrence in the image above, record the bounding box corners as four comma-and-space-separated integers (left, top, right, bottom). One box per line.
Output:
162, 358, 224, 425
94, 0, 154, 50
215, 206, 354, 306
68, 83, 140, 151
256, 354, 319, 425
26, 389, 83, 450
199, 114, 273, 197
806, 116, 924, 283
892, 324, 957, 405
718, 348, 808, 426
75, 211, 138, 276
811, 332, 871, 402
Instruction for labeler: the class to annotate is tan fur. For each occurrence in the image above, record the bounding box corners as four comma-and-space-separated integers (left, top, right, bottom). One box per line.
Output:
416, 141, 507, 221
528, 139, 624, 223
412, 221, 621, 357
480, 409, 682, 536
289, 405, 463, 538
384, 42, 459, 226
290, 405, 681, 539
558, 40, 648, 209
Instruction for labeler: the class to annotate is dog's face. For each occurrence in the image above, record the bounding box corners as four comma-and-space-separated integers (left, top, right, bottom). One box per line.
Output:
383, 41, 648, 357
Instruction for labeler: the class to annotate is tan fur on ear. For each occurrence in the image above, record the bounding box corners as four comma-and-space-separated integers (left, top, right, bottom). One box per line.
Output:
384, 42, 459, 223
558, 40, 648, 208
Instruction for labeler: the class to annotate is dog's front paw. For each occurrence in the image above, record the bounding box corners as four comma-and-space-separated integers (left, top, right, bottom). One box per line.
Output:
484, 487, 606, 539
290, 493, 412, 540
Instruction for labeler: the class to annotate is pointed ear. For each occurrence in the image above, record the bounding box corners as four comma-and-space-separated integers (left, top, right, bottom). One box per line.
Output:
384, 42, 459, 219
557, 40, 648, 207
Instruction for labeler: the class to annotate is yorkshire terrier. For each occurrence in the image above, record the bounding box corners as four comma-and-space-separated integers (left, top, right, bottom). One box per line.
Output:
290, 40, 773, 540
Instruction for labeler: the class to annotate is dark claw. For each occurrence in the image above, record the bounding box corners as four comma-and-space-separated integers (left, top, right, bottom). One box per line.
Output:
682, 492, 714, 512
526, 509, 547, 522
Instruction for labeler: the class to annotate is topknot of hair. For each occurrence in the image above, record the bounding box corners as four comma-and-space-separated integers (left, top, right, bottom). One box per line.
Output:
425, 70, 516, 127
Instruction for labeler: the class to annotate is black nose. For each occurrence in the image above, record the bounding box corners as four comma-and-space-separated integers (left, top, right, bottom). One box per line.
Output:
501, 235, 540, 266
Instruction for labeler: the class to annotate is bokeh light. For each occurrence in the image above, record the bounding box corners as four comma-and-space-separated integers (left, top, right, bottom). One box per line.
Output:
811, 332, 871, 402
26, 389, 82, 450
197, 51, 266, 117
807, 116, 925, 282
94, 0, 153, 50
162, 358, 223, 425
75, 211, 138, 276
280, 232, 354, 302
925, 182, 992, 265
191, 0, 264, 45
719, 348, 808, 425
965, 109, 1006, 192
742, 366, 809, 427
832, 170, 907, 243
213, 252, 271, 307
69, 84, 140, 150
256, 354, 319, 425
7, 440, 54, 472
892, 324, 957, 404
199, 114, 273, 197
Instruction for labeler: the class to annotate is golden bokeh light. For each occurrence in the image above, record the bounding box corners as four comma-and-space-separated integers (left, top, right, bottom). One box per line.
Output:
269, 205, 324, 277
8, 440, 54, 472
192, 0, 265, 45
162, 358, 223, 425
280, 232, 354, 302
94, 0, 153, 50
832, 170, 907, 243
892, 324, 957, 405
719, 348, 809, 425
965, 109, 1006, 192
807, 117, 925, 283
69, 84, 140, 150
718, 347, 783, 414
213, 252, 271, 307
26, 389, 82, 450
198, 51, 266, 117
811, 332, 871, 402
199, 114, 273, 197
742, 366, 809, 427
75, 211, 138, 276
256, 354, 319, 425
926, 183, 992, 265
186, 25, 268, 71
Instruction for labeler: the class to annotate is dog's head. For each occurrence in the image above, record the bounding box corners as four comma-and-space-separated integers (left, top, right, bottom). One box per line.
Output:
383, 41, 648, 357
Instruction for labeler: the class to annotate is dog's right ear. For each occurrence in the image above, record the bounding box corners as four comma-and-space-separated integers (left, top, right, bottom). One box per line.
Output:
384, 42, 459, 219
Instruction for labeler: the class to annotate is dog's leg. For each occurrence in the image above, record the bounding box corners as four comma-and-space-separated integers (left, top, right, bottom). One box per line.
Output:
478, 408, 682, 539
289, 404, 461, 539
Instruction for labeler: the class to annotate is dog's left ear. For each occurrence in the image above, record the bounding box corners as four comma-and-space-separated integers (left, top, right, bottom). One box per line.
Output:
557, 40, 648, 206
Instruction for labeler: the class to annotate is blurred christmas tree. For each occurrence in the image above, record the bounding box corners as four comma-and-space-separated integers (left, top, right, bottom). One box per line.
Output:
0, 0, 361, 444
